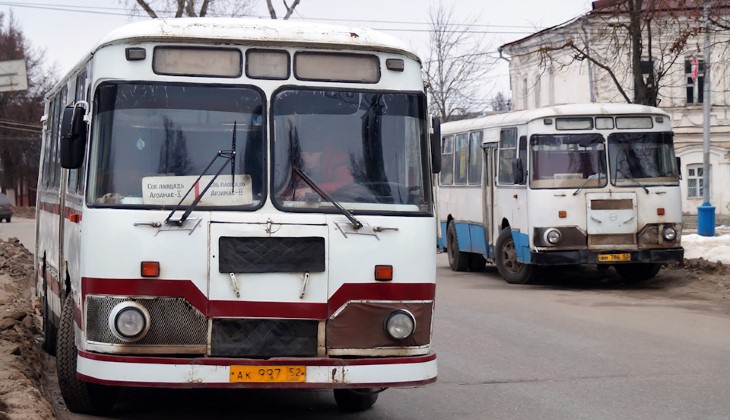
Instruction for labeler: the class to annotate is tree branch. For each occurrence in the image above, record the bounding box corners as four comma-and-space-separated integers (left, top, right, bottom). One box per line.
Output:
135, 0, 159, 18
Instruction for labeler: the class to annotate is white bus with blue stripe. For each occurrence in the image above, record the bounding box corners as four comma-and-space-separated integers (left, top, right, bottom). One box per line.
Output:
436, 103, 684, 284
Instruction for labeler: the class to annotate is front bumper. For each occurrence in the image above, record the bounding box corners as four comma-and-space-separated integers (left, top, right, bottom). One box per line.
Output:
76, 350, 438, 389
530, 248, 684, 265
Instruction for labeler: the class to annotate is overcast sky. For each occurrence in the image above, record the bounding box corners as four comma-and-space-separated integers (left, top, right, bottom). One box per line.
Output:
1, 0, 592, 100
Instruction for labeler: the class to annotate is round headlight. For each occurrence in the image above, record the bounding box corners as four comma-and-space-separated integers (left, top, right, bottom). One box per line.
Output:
384, 310, 415, 341
544, 228, 562, 245
663, 226, 677, 241
108, 301, 151, 342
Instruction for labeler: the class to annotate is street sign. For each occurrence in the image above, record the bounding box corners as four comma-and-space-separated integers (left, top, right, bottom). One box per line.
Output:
0, 59, 28, 93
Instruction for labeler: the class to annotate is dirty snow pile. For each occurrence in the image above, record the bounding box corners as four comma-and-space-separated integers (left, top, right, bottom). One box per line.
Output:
682, 227, 730, 264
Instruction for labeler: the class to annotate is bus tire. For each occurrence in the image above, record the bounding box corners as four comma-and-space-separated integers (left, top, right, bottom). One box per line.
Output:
495, 228, 535, 284
469, 254, 486, 272
614, 263, 661, 283
333, 389, 379, 412
57, 294, 118, 415
446, 222, 469, 272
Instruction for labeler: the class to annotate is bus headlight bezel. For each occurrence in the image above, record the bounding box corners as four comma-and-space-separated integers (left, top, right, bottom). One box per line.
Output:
384, 310, 416, 341
544, 228, 563, 246
108, 301, 151, 342
663, 226, 677, 241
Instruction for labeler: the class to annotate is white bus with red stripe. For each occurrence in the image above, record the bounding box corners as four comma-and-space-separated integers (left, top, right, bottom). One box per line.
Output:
36, 18, 440, 415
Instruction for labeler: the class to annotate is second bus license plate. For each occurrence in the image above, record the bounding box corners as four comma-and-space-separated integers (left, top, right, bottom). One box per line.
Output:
229, 365, 306, 383
597, 253, 631, 262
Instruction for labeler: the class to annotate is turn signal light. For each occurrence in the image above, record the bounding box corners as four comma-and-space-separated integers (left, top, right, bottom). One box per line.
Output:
657, 208, 665, 216
141, 261, 160, 278
374, 265, 393, 281
558, 210, 567, 218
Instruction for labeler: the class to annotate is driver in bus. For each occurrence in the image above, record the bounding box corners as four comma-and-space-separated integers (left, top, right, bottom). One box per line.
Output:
294, 140, 355, 201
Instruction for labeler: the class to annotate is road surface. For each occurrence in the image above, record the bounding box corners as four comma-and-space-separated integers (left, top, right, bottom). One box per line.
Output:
3, 221, 728, 419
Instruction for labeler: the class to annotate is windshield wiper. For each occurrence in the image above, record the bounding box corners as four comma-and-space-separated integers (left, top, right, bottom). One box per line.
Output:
573, 171, 606, 196
293, 167, 363, 230
617, 169, 649, 194
165, 123, 238, 225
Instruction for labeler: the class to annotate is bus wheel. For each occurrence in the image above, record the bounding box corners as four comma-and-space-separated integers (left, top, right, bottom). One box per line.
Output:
469, 254, 486, 272
495, 228, 535, 284
446, 222, 469, 272
57, 295, 118, 415
333, 389, 379, 412
614, 263, 661, 283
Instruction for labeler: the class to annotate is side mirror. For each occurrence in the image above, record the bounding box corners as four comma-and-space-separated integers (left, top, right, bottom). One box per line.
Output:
676, 156, 682, 180
512, 157, 525, 185
60, 104, 87, 169
430, 116, 441, 174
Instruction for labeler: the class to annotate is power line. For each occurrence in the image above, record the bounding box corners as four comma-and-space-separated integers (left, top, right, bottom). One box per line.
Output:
0, 118, 41, 129
0, 124, 41, 134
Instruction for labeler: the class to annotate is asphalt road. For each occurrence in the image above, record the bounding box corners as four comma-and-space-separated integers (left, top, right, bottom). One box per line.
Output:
4, 220, 728, 419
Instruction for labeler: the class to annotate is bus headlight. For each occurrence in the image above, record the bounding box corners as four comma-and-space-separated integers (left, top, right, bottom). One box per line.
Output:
384, 310, 415, 340
663, 226, 677, 241
544, 228, 562, 245
108, 301, 151, 342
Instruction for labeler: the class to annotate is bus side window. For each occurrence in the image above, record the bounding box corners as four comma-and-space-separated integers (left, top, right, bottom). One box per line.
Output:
498, 128, 517, 185
468, 131, 482, 185
516, 135, 527, 185
440, 135, 454, 185
453, 133, 468, 185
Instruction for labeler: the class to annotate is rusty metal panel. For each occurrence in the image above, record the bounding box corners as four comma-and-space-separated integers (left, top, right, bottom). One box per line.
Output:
588, 234, 636, 246
591, 199, 634, 210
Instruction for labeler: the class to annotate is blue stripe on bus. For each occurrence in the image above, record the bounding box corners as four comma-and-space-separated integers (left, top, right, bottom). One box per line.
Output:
512, 230, 531, 263
437, 221, 489, 259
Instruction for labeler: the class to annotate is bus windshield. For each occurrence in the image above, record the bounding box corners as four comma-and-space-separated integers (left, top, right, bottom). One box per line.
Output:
608, 132, 678, 186
88, 82, 265, 208
272, 89, 431, 213
529, 133, 607, 189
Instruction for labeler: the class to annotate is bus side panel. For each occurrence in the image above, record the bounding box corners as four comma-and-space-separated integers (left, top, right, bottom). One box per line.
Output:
511, 229, 531, 263
468, 224, 488, 257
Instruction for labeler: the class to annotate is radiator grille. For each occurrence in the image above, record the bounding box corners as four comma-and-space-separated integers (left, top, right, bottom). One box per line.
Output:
211, 318, 318, 358
588, 233, 636, 246
86, 296, 207, 346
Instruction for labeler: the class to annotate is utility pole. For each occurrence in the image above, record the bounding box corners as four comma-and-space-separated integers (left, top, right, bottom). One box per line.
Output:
698, 0, 715, 237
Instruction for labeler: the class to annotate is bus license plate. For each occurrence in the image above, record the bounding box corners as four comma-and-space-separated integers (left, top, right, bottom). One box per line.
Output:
598, 253, 631, 262
229, 366, 306, 383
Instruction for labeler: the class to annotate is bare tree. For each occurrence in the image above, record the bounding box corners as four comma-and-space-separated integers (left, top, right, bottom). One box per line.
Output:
424, 2, 496, 121
490, 91, 512, 112
125, 0, 256, 18
0, 12, 56, 205
126, 0, 302, 19
266, 0, 301, 20
523, 0, 707, 106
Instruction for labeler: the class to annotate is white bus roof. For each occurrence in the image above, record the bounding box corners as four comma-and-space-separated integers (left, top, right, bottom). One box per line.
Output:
94, 18, 421, 62
442, 103, 669, 135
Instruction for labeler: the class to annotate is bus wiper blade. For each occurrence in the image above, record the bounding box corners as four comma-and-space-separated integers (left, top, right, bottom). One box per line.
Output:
573, 172, 604, 196
617, 169, 649, 194
293, 167, 363, 230
165, 149, 236, 226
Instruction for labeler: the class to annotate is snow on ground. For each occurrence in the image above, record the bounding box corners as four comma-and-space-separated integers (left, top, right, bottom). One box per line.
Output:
682, 226, 730, 264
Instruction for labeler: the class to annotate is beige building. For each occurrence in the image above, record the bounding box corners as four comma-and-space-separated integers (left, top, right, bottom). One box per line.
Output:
499, 0, 730, 218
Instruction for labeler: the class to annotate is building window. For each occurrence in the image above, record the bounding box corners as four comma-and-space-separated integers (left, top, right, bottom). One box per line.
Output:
687, 163, 709, 198
685, 57, 704, 104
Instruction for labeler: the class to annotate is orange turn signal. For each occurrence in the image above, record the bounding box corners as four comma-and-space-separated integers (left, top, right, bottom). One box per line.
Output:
657, 208, 665, 216
69, 214, 82, 223
558, 210, 567, 219
141, 261, 160, 278
374, 265, 393, 281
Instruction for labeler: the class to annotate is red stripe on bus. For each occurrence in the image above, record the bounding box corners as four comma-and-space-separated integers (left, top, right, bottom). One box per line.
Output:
38, 200, 82, 221
81, 278, 435, 319
77, 350, 436, 366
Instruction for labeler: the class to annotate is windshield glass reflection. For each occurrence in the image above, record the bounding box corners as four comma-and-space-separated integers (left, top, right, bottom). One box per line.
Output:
608, 132, 678, 186
530, 133, 607, 189
272, 89, 431, 213
88, 83, 264, 208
